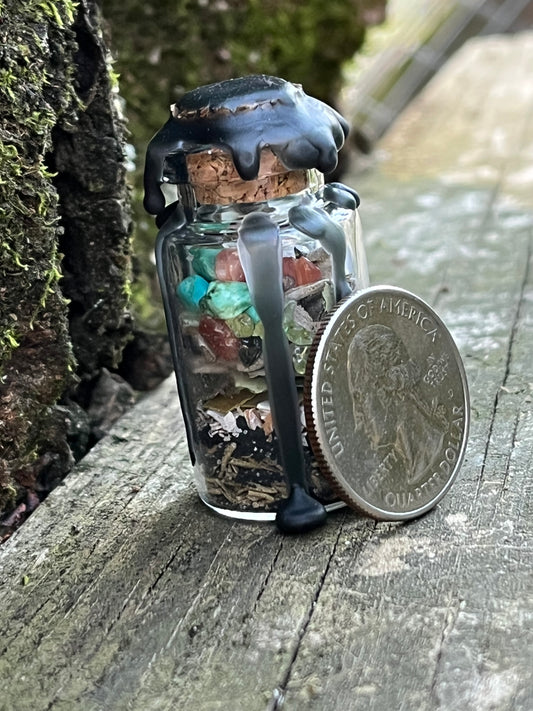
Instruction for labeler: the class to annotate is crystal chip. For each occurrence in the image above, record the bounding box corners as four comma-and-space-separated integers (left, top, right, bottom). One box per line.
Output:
198, 315, 241, 361
238, 336, 263, 367
283, 299, 315, 345
282, 256, 322, 288
215, 248, 246, 282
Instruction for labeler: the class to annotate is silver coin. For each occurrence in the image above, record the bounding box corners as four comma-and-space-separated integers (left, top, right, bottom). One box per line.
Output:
304, 286, 469, 520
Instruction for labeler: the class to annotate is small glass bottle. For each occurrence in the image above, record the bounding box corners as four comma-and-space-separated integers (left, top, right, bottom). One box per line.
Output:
144, 76, 368, 522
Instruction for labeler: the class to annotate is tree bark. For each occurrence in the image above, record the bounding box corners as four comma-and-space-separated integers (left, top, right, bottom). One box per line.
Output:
0, 0, 132, 531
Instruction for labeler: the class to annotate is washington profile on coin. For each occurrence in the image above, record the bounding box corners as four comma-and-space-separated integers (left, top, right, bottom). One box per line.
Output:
304, 286, 469, 520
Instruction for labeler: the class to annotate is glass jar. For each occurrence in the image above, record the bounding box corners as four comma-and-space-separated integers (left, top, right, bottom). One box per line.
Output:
155, 157, 366, 520
144, 75, 368, 523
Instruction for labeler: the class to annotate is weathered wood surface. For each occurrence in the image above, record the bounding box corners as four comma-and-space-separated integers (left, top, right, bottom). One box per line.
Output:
1, 33, 532, 710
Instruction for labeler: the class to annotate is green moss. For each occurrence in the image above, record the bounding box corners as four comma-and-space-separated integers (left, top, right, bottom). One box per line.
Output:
35, 0, 77, 27
0, 0, 135, 521
39, 254, 63, 310
0, 0, 78, 360
0, 483, 18, 514
1, 330, 20, 351
0, 0, 80, 513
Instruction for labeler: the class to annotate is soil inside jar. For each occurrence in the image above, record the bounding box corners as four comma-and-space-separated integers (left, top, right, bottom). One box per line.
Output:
195, 396, 337, 513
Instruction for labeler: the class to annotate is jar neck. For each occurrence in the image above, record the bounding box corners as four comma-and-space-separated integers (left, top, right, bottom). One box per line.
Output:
187, 185, 321, 236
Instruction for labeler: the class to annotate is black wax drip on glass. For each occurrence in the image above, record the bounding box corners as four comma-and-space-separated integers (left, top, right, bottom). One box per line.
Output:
322, 183, 369, 290
237, 213, 327, 534
289, 204, 352, 303
143, 75, 349, 220
324, 182, 361, 208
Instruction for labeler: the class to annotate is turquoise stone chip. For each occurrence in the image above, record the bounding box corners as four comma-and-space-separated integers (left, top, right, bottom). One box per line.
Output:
190, 247, 221, 281
176, 275, 209, 311
201, 281, 253, 319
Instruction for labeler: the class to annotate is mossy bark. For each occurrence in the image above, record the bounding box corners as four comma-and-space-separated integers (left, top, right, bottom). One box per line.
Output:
0, 0, 132, 524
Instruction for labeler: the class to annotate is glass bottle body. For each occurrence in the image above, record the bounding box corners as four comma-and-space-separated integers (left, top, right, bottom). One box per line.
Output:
156, 186, 366, 520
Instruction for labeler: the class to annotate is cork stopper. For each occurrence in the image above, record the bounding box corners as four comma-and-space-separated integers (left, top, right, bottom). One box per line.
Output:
185, 148, 309, 204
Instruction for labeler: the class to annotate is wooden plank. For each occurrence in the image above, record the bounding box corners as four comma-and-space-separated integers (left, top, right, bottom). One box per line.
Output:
0, 33, 532, 711
280, 34, 533, 710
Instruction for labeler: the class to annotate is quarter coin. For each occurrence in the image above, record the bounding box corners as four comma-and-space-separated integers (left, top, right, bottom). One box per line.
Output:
304, 286, 469, 520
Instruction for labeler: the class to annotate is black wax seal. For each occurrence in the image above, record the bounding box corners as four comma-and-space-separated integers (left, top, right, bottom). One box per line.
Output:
143, 75, 349, 218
